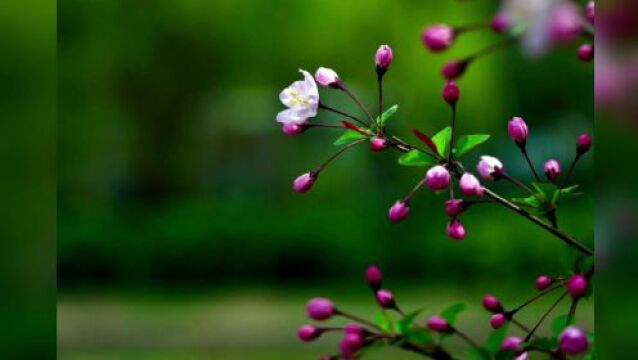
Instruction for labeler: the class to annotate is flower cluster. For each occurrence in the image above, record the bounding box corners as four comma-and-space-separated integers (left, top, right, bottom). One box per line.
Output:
298, 265, 593, 359
422, 0, 595, 81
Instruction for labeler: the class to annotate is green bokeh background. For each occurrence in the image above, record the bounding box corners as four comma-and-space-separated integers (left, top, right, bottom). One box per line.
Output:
58, 1, 593, 359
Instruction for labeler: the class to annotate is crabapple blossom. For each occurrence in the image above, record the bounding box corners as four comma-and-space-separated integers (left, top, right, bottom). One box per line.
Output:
277, 70, 319, 125
578, 44, 594, 62
375, 289, 396, 309
549, 2, 583, 43
491, 13, 510, 33
586, 1, 595, 25
425, 165, 451, 190
459, 173, 484, 197
567, 273, 588, 299
375, 45, 393, 72
501, 336, 523, 351
344, 323, 366, 336
445, 199, 465, 217
422, 24, 455, 52
508, 117, 528, 145
388, 201, 410, 223
370, 137, 388, 152
544, 160, 561, 182
447, 218, 466, 240
293, 172, 317, 193
442, 60, 468, 80
559, 326, 589, 355
443, 81, 460, 105
535, 275, 553, 290
298, 325, 322, 341
307, 297, 336, 320
427, 315, 451, 332
477, 156, 504, 181
577, 134, 593, 154
490, 313, 507, 329
365, 265, 383, 291
482, 295, 503, 313
282, 122, 306, 137
315, 67, 341, 87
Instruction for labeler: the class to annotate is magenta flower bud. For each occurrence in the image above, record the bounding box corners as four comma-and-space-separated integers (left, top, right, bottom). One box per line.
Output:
491, 13, 510, 34
535, 275, 553, 290
559, 326, 589, 355
586, 1, 595, 25
340, 333, 364, 359
549, 3, 583, 43
427, 315, 451, 332
544, 160, 561, 182
442, 60, 468, 80
459, 173, 484, 197
315, 67, 341, 87
344, 323, 366, 336
445, 199, 465, 217
443, 81, 460, 105
447, 218, 466, 240
307, 297, 336, 321
375, 44, 394, 72
578, 44, 594, 62
282, 122, 306, 137
365, 265, 383, 290
298, 324, 322, 342
508, 117, 529, 145
577, 134, 593, 155
501, 336, 523, 351
388, 201, 410, 223
567, 273, 588, 299
426, 165, 451, 190
482, 295, 503, 313
422, 24, 455, 52
370, 137, 388, 152
293, 172, 317, 193
477, 156, 504, 181
375, 289, 396, 309
490, 313, 507, 329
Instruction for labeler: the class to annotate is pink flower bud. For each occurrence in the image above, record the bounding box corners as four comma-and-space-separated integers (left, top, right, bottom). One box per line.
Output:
375, 45, 394, 72
282, 122, 306, 137
477, 156, 504, 181
442, 60, 468, 80
577, 44, 594, 62
490, 313, 507, 329
307, 297, 335, 320
459, 173, 484, 197
544, 160, 561, 182
501, 336, 523, 351
446, 199, 465, 217
549, 3, 583, 43
340, 333, 364, 359
426, 165, 451, 190
365, 265, 383, 290
344, 323, 366, 336
443, 81, 460, 105
482, 295, 503, 313
422, 25, 456, 52
577, 134, 592, 155
535, 275, 553, 290
315, 67, 341, 87
293, 172, 317, 193
559, 326, 589, 355
388, 201, 410, 223
567, 273, 588, 299
298, 324, 322, 341
491, 13, 510, 34
370, 137, 388, 152
447, 218, 466, 240
427, 315, 451, 332
586, 1, 595, 25
375, 289, 396, 309
508, 117, 528, 145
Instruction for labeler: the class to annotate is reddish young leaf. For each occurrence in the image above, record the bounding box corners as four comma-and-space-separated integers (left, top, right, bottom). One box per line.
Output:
341, 121, 368, 135
412, 128, 440, 156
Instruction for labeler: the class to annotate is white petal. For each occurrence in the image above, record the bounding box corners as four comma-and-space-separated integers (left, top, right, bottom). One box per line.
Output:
276, 109, 308, 125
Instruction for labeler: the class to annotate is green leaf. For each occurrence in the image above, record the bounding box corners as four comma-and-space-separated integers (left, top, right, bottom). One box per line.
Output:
531, 183, 559, 204
512, 196, 543, 208
432, 126, 452, 157
485, 323, 510, 355
397, 309, 423, 335
398, 150, 436, 167
378, 104, 399, 127
455, 134, 491, 158
373, 311, 393, 333
440, 302, 466, 325
551, 314, 574, 336
334, 129, 367, 146
554, 185, 584, 204
404, 328, 432, 347
466, 347, 491, 360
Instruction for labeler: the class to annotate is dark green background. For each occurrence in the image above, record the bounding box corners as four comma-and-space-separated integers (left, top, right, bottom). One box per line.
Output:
58, 1, 593, 359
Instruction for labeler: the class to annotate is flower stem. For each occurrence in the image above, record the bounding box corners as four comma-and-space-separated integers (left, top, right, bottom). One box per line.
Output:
315, 139, 366, 173
319, 102, 369, 128
404, 178, 427, 202
524, 291, 568, 342
502, 173, 541, 200
519, 145, 541, 182
452, 327, 481, 349
377, 73, 384, 133
510, 284, 562, 314
337, 83, 378, 129
336, 309, 384, 332
465, 37, 518, 63
560, 153, 582, 188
